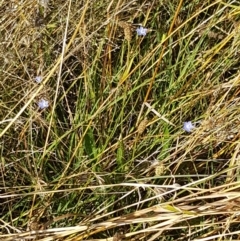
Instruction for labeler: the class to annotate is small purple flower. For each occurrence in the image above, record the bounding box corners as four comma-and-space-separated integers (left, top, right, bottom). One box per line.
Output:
38, 99, 49, 110
34, 76, 43, 83
136, 26, 148, 36
183, 121, 195, 133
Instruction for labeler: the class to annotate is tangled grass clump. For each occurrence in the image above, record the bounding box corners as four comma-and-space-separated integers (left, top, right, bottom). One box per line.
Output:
1, 0, 240, 240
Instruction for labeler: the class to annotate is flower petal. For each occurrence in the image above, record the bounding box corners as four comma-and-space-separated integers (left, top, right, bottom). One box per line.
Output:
183, 121, 195, 132
38, 99, 49, 109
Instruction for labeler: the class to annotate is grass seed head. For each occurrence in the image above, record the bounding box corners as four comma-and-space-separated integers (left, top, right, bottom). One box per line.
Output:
118, 21, 132, 41
137, 118, 148, 135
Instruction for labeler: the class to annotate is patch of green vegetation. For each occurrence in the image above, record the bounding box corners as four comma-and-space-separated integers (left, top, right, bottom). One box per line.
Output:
1, 0, 240, 240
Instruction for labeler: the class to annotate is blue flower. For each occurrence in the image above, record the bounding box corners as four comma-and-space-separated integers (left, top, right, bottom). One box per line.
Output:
34, 76, 43, 83
136, 26, 148, 36
183, 121, 195, 132
38, 99, 49, 109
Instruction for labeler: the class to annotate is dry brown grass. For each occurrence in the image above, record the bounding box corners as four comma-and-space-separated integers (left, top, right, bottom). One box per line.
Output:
1, 0, 240, 240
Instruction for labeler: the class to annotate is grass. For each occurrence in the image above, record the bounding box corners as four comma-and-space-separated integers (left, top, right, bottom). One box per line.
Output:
1, 0, 240, 240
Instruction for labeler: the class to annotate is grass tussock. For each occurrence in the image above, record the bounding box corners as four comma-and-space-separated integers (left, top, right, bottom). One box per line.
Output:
1, 0, 240, 240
